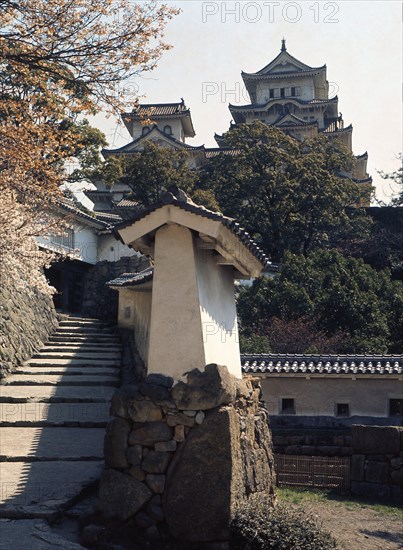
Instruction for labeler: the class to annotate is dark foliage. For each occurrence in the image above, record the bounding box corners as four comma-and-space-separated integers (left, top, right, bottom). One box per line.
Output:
229, 494, 339, 550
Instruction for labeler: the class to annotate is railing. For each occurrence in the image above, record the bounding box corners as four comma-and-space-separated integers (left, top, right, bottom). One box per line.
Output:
274, 454, 350, 493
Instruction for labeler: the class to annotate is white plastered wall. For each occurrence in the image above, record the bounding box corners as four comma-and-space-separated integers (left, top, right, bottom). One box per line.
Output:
195, 248, 241, 376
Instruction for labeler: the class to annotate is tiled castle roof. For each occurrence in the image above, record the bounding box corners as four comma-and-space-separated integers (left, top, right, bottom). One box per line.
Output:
124, 101, 189, 118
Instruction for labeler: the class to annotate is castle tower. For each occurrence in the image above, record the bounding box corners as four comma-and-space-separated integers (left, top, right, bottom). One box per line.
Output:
216, 40, 372, 187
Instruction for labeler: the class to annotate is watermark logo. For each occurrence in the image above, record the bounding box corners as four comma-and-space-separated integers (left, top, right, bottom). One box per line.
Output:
202, 2, 340, 24
203, 321, 239, 343
202, 81, 340, 103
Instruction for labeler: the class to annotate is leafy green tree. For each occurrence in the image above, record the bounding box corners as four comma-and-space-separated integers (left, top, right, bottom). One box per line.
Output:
119, 142, 196, 206
107, 142, 219, 210
237, 250, 403, 353
377, 153, 403, 206
204, 121, 372, 262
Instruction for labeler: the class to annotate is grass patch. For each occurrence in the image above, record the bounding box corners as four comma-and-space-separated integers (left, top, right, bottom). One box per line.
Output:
276, 486, 403, 518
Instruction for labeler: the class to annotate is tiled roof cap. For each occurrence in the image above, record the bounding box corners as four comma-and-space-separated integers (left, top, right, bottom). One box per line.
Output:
115, 186, 270, 269
107, 268, 154, 288
56, 198, 110, 229
241, 354, 403, 375
115, 199, 139, 208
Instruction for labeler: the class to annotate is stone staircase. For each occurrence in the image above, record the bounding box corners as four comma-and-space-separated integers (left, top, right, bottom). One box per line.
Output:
0, 316, 121, 522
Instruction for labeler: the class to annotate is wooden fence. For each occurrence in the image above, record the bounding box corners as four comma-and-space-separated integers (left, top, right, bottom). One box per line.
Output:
274, 454, 351, 493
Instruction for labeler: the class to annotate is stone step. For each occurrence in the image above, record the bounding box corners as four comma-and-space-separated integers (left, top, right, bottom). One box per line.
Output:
41, 345, 122, 353
32, 351, 121, 360
59, 318, 113, 324
0, 428, 105, 461
59, 320, 112, 327
16, 366, 120, 376
56, 327, 117, 334
28, 358, 120, 367
0, 519, 88, 549
49, 336, 120, 344
0, 402, 111, 426
2, 374, 119, 386
0, 385, 115, 403
0, 460, 103, 517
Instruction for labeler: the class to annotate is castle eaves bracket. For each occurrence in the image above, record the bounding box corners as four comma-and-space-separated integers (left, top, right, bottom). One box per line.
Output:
116, 204, 263, 278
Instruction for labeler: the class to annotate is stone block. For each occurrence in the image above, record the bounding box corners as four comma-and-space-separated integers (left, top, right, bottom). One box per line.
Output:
351, 481, 390, 501
317, 446, 340, 457
110, 386, 140, 418
127, 445, 142, 466
390, 468, 403, 486
340, 446, 352, 457
166, 412, 195, 427
146, 373, 174, 389
289, 436, 304, 445
128, 400, 163, 423
183, 410, 196, 417
155, 440, 177, 452
139, 382, 170, 402
163, 404, 274, 542
274, 436, 285, 446
391, 457, 403, 470
300, 446, 316, 456
174, 425, 185, 442
147, 499, 165, 523
142, 451, 171, 474
104, 418, 131, 469
135, 512, 156, 529
146, 474, 166, 494
390, 484, 403, 503
333, 436, 345, 446
129, 465, 146, 482
99, 469, 152, 520
285, 445, 301, 455
352, 425, 401, 455
129, 422, 172, 447
235, 378, 253, 399
365, 460, 390, 484
195, 411, 205, 425
351, 455, 365, 482
171, 364, 236, 411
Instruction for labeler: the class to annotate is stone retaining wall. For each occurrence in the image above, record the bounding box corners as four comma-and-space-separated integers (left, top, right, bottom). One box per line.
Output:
273, 431, 352, 457
0, 274, 58, 372
99, 365, 276, 545
351, 425, 403, 503
81, 256, 151, 320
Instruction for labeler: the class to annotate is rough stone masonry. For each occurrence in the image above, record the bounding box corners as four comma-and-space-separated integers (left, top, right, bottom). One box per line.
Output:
99, 364, 276, 544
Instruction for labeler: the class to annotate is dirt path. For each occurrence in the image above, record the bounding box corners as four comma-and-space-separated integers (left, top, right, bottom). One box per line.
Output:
278, 488, 403, 550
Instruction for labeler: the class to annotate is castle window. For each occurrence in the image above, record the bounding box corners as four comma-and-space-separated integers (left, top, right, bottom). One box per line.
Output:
291, 87, 296, 96
281, 398, 295, 414
280, 88, 285, 98
50, 228, 74, 249
336, 403, 350, 417
164, 125, 173, 135
142, 126, 150, 135
269, 89, 274, 99
389, 398, 402, 416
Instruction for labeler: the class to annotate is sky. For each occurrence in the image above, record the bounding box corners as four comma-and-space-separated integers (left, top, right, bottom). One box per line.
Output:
91, 0, 402, 203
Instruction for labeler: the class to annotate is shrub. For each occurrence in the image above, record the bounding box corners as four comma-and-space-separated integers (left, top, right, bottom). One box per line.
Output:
229, 494, 339, 550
